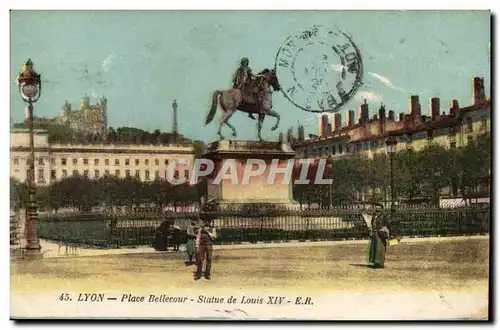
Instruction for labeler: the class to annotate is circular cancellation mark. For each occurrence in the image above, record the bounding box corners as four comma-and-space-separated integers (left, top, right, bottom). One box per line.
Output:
274, 25, 364, 113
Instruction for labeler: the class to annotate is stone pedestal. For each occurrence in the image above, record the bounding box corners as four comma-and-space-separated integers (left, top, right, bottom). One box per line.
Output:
201, 140, 296, 210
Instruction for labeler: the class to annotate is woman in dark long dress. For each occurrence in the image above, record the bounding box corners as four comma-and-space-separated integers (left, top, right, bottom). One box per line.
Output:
171, 225, 182, 251
368, 208, 391, 269
153, 220, 172, 251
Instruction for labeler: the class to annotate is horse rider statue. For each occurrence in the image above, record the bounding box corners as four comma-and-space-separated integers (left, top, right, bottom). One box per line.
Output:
232, 57, 258, 119
206, 65, 281, 141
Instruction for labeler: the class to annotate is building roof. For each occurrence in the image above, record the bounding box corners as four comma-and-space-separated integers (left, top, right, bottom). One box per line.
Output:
295, 134, 350, 147
296, 99, 490, 147
10, 128, 48, 133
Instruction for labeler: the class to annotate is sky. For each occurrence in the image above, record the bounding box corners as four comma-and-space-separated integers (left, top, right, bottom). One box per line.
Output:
10, 10, 491, 143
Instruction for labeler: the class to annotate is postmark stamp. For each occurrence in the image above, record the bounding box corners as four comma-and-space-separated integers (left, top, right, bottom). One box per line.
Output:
274, 25, 364, 113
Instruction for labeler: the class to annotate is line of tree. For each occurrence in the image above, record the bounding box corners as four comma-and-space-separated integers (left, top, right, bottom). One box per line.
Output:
10, 175, 201, 213
293, 133, 491, 207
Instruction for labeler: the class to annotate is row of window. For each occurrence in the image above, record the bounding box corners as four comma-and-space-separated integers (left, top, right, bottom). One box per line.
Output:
309, 135, 477, 158
34, 169, 190, 182
312, 143, 347, 156
13, 157, 180, 167
466, 116, 488, 132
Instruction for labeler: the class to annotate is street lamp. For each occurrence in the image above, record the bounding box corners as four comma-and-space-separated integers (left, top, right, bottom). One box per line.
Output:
15, 59, 42, 258
385, 136, 398, 214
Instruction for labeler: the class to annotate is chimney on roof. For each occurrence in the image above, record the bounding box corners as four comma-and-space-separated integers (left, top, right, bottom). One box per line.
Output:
287, 127, 294, 143
373, 114, 378, 121
473, 77, 486, 104
298, 125, 305, 142
348, 110, 355, 127
404, 114, 411, 129
334, 113, 342, 131
320, 114, 329, 137
388, 110, 395, 121
326, 122, 333, 136
378, 104, 386, 135
450, 100, 460, 118
378, 104, 386, 124
430, 97, 440, 121
360, 99, 369, 123
409, 95, 421, 118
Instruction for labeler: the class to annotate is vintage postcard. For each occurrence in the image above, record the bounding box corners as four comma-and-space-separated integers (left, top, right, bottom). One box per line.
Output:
9, 10, 491, 321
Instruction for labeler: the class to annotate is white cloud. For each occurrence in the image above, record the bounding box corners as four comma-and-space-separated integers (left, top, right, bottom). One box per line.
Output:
368, 72, 406, 92
357, 91, 381, 102
102, 54, 116, 72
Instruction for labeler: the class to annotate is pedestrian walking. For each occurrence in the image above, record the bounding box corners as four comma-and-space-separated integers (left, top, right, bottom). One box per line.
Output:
185, 218, 198, 266
194, 218, 217, 280
367, 206, 392, 269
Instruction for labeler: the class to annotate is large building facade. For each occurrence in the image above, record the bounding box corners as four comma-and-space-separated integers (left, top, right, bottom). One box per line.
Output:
294, 77, 490, 159
10, 130, 195, 186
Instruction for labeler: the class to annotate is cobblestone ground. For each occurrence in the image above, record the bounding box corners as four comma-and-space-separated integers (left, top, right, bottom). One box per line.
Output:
10, 237, 489, 320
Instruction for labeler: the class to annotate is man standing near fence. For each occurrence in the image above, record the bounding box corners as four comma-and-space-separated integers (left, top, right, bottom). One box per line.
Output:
194, 217, 217, 280
185, 218, 198, 266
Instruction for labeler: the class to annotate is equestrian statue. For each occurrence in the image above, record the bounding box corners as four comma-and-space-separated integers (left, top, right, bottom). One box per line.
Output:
205, 57, 281, 141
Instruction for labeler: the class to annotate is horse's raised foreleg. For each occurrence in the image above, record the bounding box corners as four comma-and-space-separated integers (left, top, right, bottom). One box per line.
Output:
265, 109, 280, 131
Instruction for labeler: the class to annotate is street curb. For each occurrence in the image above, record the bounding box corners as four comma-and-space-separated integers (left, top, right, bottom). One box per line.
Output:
21, 234, 490, 260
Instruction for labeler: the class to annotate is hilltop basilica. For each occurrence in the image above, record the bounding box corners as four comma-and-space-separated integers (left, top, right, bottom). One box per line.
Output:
26, 94, 109, 141
56, 95, 108, 140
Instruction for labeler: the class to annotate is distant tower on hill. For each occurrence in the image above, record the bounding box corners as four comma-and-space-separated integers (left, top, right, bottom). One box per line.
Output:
172, 99, 178, 142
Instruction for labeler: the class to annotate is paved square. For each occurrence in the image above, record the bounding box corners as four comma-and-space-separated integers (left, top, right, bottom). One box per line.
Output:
10, 236, 489, 320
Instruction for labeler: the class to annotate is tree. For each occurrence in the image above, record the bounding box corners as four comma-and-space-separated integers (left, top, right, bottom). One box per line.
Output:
393, 149, 425, 203
46, 124, 75, 144
106, 127, 119, 143
95, 175, 123, 210
151, 129, 161, 145
52, 175, 99, 211
457, 133, 491, 203
415, 143, 453, 205
364, 153, 388, 202
10, 177, 27, 211
192, 140, 207, 158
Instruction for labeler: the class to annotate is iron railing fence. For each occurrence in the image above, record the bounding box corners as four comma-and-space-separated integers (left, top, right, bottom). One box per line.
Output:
36, 205, 490, 249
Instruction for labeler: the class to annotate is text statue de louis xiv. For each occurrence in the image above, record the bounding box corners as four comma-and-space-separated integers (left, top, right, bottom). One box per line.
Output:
205, 25, 364, 141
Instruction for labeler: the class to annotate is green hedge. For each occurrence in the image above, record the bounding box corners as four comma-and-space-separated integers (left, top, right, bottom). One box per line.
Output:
37, 218, 111, 247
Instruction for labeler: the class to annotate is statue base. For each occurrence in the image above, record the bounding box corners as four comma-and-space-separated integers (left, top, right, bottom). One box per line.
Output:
201, 140, 297, 211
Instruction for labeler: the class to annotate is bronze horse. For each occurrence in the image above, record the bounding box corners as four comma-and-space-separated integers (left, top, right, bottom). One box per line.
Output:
205, 69, 281, 141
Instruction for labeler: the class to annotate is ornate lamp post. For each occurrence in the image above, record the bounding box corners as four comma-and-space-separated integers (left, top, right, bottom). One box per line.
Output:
385, 136, 398, 214
15, 59, 42, 258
